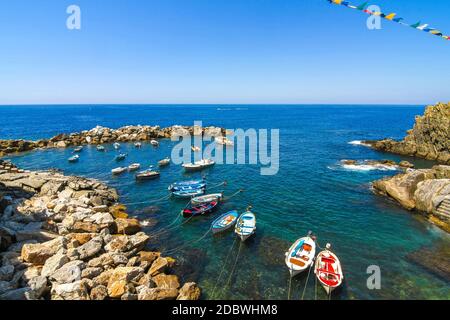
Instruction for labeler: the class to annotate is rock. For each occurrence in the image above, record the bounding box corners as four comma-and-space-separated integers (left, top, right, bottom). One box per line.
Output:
137, 286, 178, 300
88, 212, 114, 226
105, 232, 149, 253
28, 276, 49, 298
107, 267, 143, 298
21, 237, 66, 265
41, 252, 70, 277
81, 267, 103, 279
53, 203, 67, 214
414, 179, 450, 214
56, 141, 67, 148
114, 218, 141, 235
121, 292, 138, 300
399, 160, 414, 168
177, 282, 201, 300
90, 285, 108, 300
148, 257, 169, 276
0, 265, 15, 282
92, 205, 109, 213
51, 280, 90, 300
0, 287, 32, 300
138, 251, 160, 265
92, 269, 113, 287
152, 274, 180, 289
87, 253, 114, 268
50, 260, 85, 284
77, 237, 103, 260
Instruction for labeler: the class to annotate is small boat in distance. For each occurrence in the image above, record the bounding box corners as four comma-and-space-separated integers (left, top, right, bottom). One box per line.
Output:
211, 210, 239, 234
182, 159, 215, 172
191, 193, 223, 206
235, 211, 256, 242
128, 163, 141, 171
172, 188, 205, 198
215, 136, 234, 146
134, 142, 142, 148
97, 145, 105, 152
191, 146, 201, 152
112, 167, 127, 175
113, 142, 121, 150
182, 201, 218, 218
115, 153, 127, 162
68, 155, 80, 163
73, 146, 83, 153
314, 244, 344, 295
285, 233, 316, 278
135, 170, 160, 181
150, 140, 159, 146
158, 158, 170, 167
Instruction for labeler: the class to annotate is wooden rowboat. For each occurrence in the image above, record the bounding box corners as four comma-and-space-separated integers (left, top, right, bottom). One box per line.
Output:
285, 234, 316, 277
234, 211, 256, 242
314, 244, 344, 295
182, 201, 218, 218
211, 210, 239, 234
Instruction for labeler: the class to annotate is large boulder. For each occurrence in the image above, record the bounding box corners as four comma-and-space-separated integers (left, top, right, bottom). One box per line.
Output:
106, 267, 143, 298
177, 282, 201, 300
21, 237, 66, 265
136, 286, 178, 300
51, 280, 90, 300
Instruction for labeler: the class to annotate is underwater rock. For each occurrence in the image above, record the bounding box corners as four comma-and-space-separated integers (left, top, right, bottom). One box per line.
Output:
407, 242, 450, 282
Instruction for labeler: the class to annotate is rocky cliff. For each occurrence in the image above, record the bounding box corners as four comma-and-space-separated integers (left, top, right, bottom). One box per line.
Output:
372, 165, 450, 232
0, 159, 200, 300
364, 102, 450, 164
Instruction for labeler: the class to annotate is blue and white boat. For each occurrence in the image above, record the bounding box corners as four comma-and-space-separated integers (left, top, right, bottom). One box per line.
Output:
211, 210, 239, 234
168, 179, 206, 192
285, 233, 316, 277
172, 188, 205, 198
235, 211, 256, 241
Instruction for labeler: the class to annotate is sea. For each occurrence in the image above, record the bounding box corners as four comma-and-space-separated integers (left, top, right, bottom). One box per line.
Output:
1, 104, 449, 300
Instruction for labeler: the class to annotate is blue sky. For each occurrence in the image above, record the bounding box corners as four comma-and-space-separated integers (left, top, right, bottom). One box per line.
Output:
0, 0, 449, 104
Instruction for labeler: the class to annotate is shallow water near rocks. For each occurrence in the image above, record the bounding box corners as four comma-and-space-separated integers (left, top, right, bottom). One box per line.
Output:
2, 105, 450, 300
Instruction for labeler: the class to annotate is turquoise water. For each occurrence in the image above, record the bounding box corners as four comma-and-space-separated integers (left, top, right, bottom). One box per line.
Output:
2, 105, 449, 300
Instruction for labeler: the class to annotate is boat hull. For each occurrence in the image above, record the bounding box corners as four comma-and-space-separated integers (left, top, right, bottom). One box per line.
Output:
285, 237, 316, 278
211, 210, 239, 234
235, 211, 256, 242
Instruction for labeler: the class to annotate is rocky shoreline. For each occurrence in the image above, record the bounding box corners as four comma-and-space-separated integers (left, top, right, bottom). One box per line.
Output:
363, 102, 450, 164
0, 124, 225, 157
372, 165, 450, 233
0, 159, 201, 300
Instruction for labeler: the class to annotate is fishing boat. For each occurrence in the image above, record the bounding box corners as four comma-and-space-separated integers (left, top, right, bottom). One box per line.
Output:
112, 167, 127, 175
128, 163, 141, 171
285, 233, 316, 277
115, 153, 127, 161
135, 170, 160, 181
134, 142, 142, 148
211, 210, 239, 234
168, 179, 206, 192
68, 155, 80, 163
158, 158, 170, 167
172, 188, 205, 198
182, 201, 218, 218
191, 193, 223, 206
73, 146, 83, 153
235, 211, 256, 242
150, 140, 159, 146
113, 142, 121, 150
191, 146, 201, 152
314, 244, 344, 295
215, 136, 234, 146
96, 145, 105, 152
182, 159, 215, 172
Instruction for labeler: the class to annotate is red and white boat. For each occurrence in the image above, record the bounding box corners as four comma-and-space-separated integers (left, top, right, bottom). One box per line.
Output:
314, 244, 344, 295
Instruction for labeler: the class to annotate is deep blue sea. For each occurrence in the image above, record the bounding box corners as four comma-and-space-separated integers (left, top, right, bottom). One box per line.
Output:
1, 105, 449, 300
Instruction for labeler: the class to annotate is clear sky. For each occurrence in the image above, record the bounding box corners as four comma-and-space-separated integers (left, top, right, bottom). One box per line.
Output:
0, 0, 449, 105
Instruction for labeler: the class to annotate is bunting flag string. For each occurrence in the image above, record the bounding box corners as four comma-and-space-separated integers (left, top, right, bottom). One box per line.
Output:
328, 0, 449, 41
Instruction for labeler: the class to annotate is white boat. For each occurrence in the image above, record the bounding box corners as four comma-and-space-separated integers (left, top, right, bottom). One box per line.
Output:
111, 167, 127, 175
73, 146, 83, 153
97, 145, 105, 152
128, 163, 141, 171
150, 140, 159, 146
68, 155, 80, 163
191, 193, 223, 206
135, 170, 160, 181
314, 244, 344, 295
134, 142, 142, 148
191, 146, 201, 152
182, 159, 215, 172
285, 234, 316, 277
158, 158, 170, 167
113, 142, 121, 150
234, 211, 256, 242
215, 136, 234, 146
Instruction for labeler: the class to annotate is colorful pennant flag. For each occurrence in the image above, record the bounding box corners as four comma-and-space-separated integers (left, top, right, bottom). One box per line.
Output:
327, 0, 449, 41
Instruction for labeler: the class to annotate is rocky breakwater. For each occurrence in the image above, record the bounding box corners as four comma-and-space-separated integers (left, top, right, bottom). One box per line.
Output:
0, 124, 225, 157
363, 102, 450, 164
0, 161, 201, 300
372, 165, 450, 232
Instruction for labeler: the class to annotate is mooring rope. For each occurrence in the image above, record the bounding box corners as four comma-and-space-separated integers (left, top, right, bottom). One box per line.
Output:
208, 181, 227, 191
164, 227, 212, 255
301, 262, 314, 300
222, 189, 244, 201
149, 200, 192, 237
211, 237, 238, 300
122, 193, 171, 206
222, 240, 243, 296
287, 276, 293, 300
